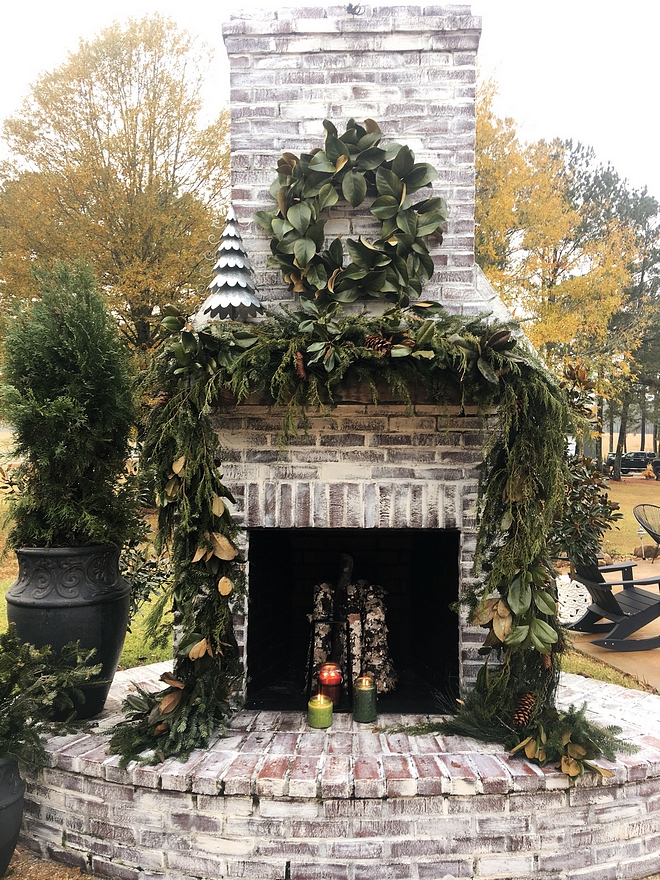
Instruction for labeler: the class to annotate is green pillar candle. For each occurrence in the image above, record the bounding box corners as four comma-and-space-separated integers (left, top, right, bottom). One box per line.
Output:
307, 693, 333, 728
353, 675, 377, 723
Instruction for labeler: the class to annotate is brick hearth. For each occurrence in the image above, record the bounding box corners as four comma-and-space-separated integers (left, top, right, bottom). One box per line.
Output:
18, 663, 660, 880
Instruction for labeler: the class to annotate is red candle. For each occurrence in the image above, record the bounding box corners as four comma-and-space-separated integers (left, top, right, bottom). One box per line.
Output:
318, 662, 342, 707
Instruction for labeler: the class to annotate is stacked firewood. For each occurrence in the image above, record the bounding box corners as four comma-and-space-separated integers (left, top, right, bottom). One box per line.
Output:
309, 557, 398, 693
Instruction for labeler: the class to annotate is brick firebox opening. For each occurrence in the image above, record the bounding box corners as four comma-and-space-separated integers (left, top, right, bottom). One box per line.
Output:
244, 527, 460, 714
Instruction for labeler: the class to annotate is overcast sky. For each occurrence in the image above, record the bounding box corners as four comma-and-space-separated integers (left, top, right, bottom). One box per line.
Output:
1, 1, 659, 198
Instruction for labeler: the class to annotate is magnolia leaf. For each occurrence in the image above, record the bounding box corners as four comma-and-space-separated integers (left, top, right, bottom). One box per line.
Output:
171, 455, 186, 475
154, 722, 169, 735
411, 349, 435, 359
308, 151, 336, 173
356, 146, 386, 171
371, 195, 400, 220
211, 532, 238, 560
477, 356, 500, 385
391, 144, 415, 178
294, 237, 317, 267
415, 319, 436, 346
189, 638, 213, 661
164, 477, 179, 499
277, 187, 289, 217
158, 690, 183, 715
583, 760, 615, 778
375, 167, 403, 200
561, 756, 583, 777
536, 747, 547, 764
567, 743, 587, 759
287, 202, 312, 235
492, 612, 513, 641
192, 545, 207, 564
317, 183, 339, 211
218, 576, 233, 596
533, 590, 557, 616
524, 738, 537, 759
510, 735, 534, 756
404, 162, 438, 193
212, 495, 226, 517
507, 575, 531, 615
390, 344, 413, 357
342, 170, 368, 207
471, 597, 499, 626
325, 134, 350, 163
495, 599, 510, 618
529, 629, 551, 653
125, 694, 150, 713
162, 316, 184, 332
160, 672, 185, 689
530, 618, 559, 644
504, 624, 530, 646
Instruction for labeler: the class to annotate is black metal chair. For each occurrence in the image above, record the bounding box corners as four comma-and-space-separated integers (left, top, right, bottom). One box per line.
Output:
567, 562, 660, 651
634, 504, 660, 562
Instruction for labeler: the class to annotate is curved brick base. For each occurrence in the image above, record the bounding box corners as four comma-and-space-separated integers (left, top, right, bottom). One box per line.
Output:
16, 665, 660, 880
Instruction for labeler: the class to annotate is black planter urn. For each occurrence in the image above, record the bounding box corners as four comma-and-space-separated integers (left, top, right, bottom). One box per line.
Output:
0, 756, 25, 876
5, 546, 131, 719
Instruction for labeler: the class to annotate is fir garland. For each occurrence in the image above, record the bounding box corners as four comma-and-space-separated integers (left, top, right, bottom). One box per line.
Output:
108, 120, 630, 775
109, 300, 580, 767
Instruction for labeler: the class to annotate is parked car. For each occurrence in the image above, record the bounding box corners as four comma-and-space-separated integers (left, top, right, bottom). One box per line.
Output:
620, 451, 656, 474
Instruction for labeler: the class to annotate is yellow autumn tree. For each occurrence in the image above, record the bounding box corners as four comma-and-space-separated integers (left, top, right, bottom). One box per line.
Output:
0, 15, 230, 352
476, 84, 638, 378
474, 80, 527, 287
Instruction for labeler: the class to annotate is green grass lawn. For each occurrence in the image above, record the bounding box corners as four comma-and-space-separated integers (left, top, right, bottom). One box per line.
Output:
601, 475, 660, 557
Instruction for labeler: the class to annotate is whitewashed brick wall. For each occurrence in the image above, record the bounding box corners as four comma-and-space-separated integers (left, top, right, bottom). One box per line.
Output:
223, 4, 486, 313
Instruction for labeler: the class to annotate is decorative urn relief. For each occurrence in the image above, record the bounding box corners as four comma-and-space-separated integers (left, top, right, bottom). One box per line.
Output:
6, 546, 131, 719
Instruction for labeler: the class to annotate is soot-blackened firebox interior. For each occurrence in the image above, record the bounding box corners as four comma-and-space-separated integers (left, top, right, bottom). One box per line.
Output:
245, 528, 459, 713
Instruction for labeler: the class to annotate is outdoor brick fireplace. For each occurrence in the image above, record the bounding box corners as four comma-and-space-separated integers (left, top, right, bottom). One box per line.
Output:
17, 8, 660, 880
219, 3, 506, 706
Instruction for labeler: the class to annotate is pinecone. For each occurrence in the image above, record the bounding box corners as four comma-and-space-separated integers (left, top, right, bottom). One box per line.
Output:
364, 333, 393, 355
542, 652, 552, 670
512, 692, 536, 728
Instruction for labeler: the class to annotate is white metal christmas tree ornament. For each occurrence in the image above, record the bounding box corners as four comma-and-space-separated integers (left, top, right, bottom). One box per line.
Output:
192, 207, 263, 326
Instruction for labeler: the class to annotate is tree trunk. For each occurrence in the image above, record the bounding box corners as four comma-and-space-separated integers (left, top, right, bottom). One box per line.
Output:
595, 396, 604, 467
613, 391, 631, 481
640, 388, 647, 451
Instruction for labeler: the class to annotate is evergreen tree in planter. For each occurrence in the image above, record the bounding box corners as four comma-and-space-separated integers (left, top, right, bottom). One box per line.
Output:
2, 262, 142, 718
